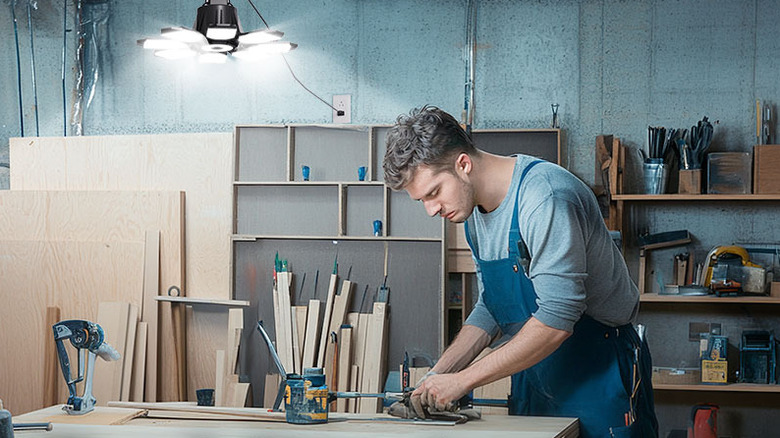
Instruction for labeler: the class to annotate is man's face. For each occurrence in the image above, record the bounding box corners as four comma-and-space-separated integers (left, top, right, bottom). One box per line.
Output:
404, 164, 475, 223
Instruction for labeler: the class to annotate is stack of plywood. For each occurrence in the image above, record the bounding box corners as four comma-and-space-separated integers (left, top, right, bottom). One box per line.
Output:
0, 191, 183, 414
5, 132, 234, 413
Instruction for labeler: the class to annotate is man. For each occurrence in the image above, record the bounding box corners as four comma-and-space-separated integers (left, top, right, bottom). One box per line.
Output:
383, 106, 657, 437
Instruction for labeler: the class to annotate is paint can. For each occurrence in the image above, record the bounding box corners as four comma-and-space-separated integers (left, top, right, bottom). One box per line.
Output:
284, 368, 328, 424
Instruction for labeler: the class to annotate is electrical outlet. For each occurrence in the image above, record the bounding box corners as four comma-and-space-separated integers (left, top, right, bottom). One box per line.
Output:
332, 94, 351, 124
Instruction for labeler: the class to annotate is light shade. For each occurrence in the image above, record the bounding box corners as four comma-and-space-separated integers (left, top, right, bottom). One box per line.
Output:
138, 0, 297, 63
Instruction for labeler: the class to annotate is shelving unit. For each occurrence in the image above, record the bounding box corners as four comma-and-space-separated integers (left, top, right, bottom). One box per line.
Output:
614, 187, 780, 428
654, 383, 780, 393
231, 124, 445, 405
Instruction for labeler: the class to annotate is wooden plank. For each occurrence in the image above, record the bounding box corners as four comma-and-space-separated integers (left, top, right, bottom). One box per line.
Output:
214, 350, 226, 407
9, 134, 231, 299
277, 272, 294, 374
232, 382, 251, 408
263, 374, 280, 408
227, 309, 244, 375
94, 302, 131, 405
349, 364, 359, 413
324, 280, 354, 382
142, 231, 160, 403
293, 305, 307, 373
107, 402, 287, 422
353, 313, 370, 391
16, 405, 146, 425
316, 273, 339, 368
170, 301, 188, 401
121, 304, 140, 402
336, 326, 353, 412
130, 322, 148, 402
43, 306, 61, 407
301, 299, 321, 369
185, 306, 224, 402
358, 302, 388, 413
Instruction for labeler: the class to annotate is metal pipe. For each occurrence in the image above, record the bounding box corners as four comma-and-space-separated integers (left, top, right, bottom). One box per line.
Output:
62, 0, 68, 136
11, 0, 25, 136
13, 422, 53, 431
27, 0, 40, 136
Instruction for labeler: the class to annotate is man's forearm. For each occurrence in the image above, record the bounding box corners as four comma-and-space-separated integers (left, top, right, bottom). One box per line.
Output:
431, 324, 492, 374
459, 317, 570, 389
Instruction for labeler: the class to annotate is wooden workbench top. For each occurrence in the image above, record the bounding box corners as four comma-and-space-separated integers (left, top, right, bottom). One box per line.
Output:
14, 405, 578, 437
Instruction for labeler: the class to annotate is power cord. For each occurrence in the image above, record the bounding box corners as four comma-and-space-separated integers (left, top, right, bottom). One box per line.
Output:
245, 0, 344, 117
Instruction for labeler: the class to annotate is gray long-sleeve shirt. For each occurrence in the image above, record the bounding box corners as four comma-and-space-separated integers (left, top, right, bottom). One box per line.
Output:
464, 155, 639, 336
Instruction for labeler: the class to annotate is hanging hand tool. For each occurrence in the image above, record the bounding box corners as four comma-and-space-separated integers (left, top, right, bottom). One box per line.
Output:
53, 320, 120, 414
377, 242, 390, 302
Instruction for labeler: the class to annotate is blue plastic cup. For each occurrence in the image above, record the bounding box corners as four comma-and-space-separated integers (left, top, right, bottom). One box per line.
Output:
301, 165, 310, 181
196, 388, 214, 406
358, 166, 367, 181
373, 220, 383, 237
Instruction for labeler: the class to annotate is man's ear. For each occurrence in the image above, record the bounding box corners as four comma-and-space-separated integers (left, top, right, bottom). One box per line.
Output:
455, 153, 473, 175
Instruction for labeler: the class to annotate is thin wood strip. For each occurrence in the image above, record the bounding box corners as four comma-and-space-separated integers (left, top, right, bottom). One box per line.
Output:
171, 301, 188, 401
316, 273, 339, 368
130, 322, 148, 402
43, 306, 61, 407
294, 306, 307, 372
108, 401, 287, 422
121, 304, 140, 401
301, 299, 321, 369
142, 231, 160, 403
336, 326, 353, 412
214, 350, 226, 407
358, 302, 388, 413
323, 280, 353, 381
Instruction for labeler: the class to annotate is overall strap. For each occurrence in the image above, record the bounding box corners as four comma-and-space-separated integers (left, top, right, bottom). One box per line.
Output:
464, 159, 544, 260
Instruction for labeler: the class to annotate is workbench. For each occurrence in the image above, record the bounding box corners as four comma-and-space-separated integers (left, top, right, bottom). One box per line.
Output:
13, 405, 578, 438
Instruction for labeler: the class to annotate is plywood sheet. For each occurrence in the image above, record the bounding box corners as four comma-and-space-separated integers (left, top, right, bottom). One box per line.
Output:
0, 240, 144, 415
0, 191, 184, 293
9, 133, 232, 298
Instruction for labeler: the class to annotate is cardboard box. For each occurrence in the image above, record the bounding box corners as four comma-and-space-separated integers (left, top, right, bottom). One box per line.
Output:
701, 360, 728, 384
754, 145, 780, 194
652, 367, 701, 385
771, 282, 780, 298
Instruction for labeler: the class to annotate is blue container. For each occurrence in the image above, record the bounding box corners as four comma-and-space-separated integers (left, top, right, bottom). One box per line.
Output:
285, 368, 328, 424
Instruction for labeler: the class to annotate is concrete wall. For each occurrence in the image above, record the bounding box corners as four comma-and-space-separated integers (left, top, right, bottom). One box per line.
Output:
3, 0, 777, 189
2, 0, 780, 435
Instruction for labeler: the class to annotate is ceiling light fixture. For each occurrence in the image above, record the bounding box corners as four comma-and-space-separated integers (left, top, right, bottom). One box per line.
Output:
137, 0, 297, 63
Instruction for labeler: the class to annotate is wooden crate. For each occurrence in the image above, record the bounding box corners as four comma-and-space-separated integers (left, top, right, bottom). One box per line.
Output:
753, 145, 780, 194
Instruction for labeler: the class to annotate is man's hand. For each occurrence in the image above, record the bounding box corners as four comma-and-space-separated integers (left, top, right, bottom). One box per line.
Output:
412, 372, 470, 411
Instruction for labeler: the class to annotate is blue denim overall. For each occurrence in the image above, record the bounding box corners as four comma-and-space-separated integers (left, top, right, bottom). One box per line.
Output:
464, 161, 657, 438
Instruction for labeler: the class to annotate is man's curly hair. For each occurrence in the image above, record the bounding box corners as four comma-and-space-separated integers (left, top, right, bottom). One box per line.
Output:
383, 106, 476, 190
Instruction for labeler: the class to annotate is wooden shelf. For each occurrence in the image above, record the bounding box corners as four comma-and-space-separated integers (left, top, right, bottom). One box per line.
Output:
232, 234, 442, 242
654, 383, 780, 393
155, 296, 250, 307
613, 194, 780, 201
640, 293, 780, 304
234, 181, 386, 187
